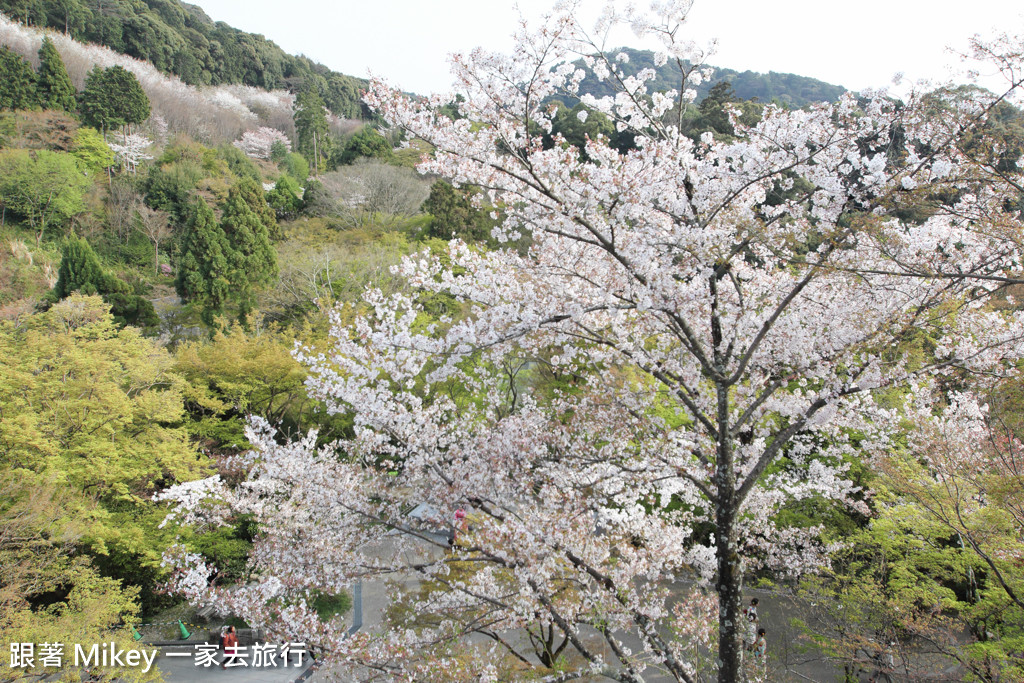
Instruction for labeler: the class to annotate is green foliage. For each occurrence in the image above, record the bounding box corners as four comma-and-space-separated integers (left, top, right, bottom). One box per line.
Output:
269, 139, 290, 164
684, 80, 763, 140
266, 175, 302, 221
279, 151, 309, 181
549, 102, 616, 154
174, 321, 314, 449
310, 590, 352, 620
51, 235, 159, 332
233, 174, 279, 240
293, 86, 332, 175
0, 0, 369, 117
0, 473, 152, 683
143, 155, 203, 222
0, 44, 39, 111
299, 178, 334, 217
175, 198, 230, 325
36, 36, 76, 112
422, 180, 490, 242
337, 125, 392, 166
78, 65, 150, 134
220, 178, 277, 319
0, 148, 90, 243
0, 294, 210, 620
187, 521, 254, 582
70, 125, 113, 175
174, 183, 277, 325
216, 142, 260, 181
53, 234, 118, 298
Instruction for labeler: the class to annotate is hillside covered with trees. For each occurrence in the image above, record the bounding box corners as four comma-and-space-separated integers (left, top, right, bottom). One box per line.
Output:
572, 46, 847, 108
0, 0, 369, 117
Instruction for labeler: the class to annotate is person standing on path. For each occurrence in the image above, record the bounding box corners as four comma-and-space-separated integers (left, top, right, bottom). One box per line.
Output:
221, 626, 239, 669
743, 598, 759, 650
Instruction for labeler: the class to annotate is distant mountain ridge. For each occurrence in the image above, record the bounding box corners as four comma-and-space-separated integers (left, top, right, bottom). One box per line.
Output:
0, 3, 847, 116
0, 0, 368, 117
575, 47, 848, 107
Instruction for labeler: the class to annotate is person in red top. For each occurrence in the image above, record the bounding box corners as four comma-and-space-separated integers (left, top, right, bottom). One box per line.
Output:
221, 626, 239, 669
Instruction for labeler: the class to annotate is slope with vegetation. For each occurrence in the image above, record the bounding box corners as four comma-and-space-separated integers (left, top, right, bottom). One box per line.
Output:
0, 8, 481, 670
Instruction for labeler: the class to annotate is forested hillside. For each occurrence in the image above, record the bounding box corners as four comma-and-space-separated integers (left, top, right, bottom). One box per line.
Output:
572, 46, 847, 108
0, 0, 369, 117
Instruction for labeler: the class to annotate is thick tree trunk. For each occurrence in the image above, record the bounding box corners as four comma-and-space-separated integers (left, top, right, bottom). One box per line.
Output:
715, 381, 744, 683
716, 505, 743, 683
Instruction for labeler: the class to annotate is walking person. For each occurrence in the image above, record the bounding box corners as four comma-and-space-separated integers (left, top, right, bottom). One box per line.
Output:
743, 598, 759, 650
752, 627, 767, 659
221, 625, 239, 669
450, 507, 467, 547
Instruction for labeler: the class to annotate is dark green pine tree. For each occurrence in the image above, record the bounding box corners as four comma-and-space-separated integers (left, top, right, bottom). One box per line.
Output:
0, 46, 40, 111
293, 85, 332, 175
53, 234, 113, 298
52, 235, 159, 330
175, 199, 231, 326
234, 175, 281, 241
423, 180, 489, 242
78, 65, 150, 135
220, 180, 278, 321
36, 37, 76, 111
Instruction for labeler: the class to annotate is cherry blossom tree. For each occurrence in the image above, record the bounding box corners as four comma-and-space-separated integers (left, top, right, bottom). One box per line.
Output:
107, 132, 153, 174
233, 126, 292, 160
160, 3, 1024, 682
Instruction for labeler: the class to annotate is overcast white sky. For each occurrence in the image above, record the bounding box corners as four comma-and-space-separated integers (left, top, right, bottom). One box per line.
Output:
190, 0, 1022, 95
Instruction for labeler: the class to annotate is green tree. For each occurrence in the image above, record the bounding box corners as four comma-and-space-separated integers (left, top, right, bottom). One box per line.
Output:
234, 174, 279, 240
0, 294, 210, 619
221, 179, 277, 320
0, 45, 39, 111
293, 85, 331, 176
51, 235, 160, 331
174, 322, 314, 449
278, 150, 309, 181
422, 180, 489, 242
266, 174, 302, 222
53, 234, 116, 298
43, 0, 91, 35
70, 126, 114, 175
36, 36, 76, 111
78, 65, 150, 135
175, 198, 231, 325
0, 473, 149, 683
0, 148, 89, 244
336, 124, 391, 165
549, 102, 615, 155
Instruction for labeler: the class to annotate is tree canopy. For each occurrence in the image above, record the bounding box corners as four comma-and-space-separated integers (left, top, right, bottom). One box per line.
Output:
159, 8, 1024, 683
36, 36, 76, 112
78, 65, 150, 135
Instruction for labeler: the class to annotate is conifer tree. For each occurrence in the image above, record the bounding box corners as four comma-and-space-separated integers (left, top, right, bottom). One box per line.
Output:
53, 235, 113, 298
36, 37, 76, 111
221, 180, 278, 320
234, 175, 280, 240
293, 85, 331, 176
51, 235, 159, 330
175, 199, 231, 326
78, 65, 150, 135
0, 45, 39, 111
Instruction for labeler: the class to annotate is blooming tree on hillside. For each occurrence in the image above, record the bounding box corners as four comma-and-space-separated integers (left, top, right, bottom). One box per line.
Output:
108, 132, 153, 174
160, 3, 1024, 682
233, 126, 292, 160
